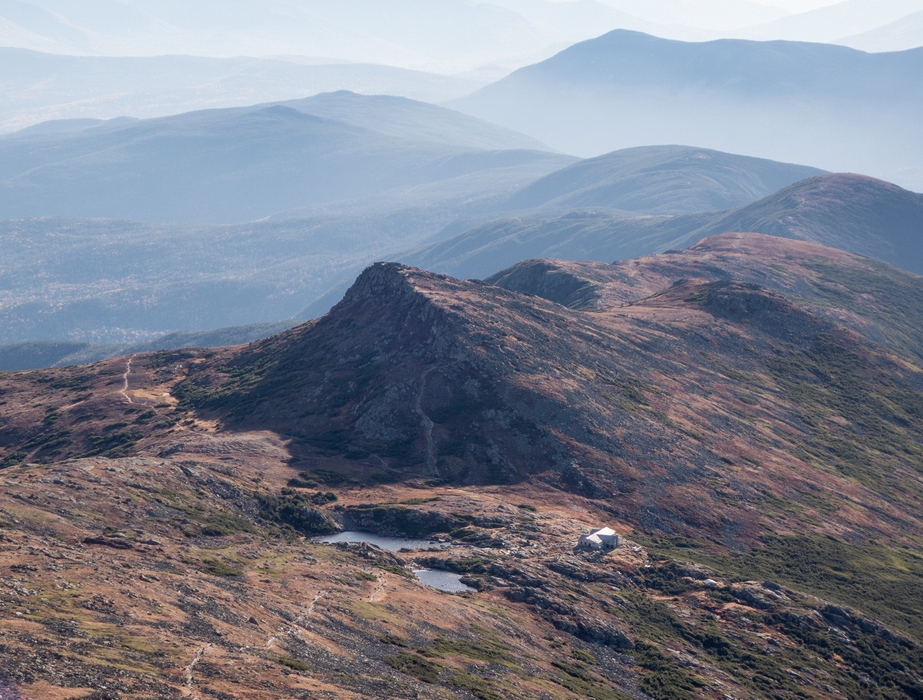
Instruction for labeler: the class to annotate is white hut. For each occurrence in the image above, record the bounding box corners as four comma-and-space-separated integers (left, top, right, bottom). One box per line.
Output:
578, 527, 619, 550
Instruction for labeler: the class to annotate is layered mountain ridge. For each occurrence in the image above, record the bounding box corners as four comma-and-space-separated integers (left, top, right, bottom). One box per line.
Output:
448, 30, 923, 190
0, 97, 573, 223
407, 173, 923, 281
7, 234, 923, 552
0, 139, 828, 350
2, 233, 923, 698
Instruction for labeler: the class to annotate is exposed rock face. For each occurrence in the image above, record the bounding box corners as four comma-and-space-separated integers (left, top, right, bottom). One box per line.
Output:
340, 504, 468, 537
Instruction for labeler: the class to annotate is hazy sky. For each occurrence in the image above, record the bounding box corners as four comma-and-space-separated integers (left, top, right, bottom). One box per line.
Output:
1, 1, 922, 73
748, 0, 841, 8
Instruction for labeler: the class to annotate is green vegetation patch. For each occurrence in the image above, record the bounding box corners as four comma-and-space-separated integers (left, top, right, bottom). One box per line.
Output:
549, 659, 636, 700
430, 635, 517, 667
23, 429, 73, 454
571, 648, 598, 665
766, 333, 923, 492
1, 450, 27, 468
280, 486, 337, 504
276, 656, 310, 672
615, 587, 805, 698
257, 491, 338, 536
598, 372, 656, 416
437, 556, 492, 575
385, 653, 442, 683
287, 469, 355, 488
630, 643, 706, 700
379, 634, 410, 648
637, 537, 923, 698
805, 259, 923, 366
446, 672, 505, 700
197, 558, 243, 578
86, 428, 143, 457
374, 563, 413, 579
166, 500, 258, 537
703, 535, 923, 641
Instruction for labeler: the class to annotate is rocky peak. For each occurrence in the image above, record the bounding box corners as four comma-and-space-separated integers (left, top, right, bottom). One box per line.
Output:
337, 262, 419, 305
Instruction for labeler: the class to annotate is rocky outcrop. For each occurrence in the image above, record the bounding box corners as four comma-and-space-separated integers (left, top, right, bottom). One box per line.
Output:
339, 504, 467, 537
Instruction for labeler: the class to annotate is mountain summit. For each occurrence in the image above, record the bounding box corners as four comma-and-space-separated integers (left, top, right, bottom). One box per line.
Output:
28, 234, 909, 555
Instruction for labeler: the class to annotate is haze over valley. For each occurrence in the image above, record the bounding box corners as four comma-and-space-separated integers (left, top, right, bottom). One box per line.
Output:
2, 3, 923, 699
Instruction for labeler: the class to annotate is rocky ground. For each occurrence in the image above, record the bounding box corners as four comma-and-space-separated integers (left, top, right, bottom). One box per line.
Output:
2, 233, 923, 698
2, 442, 921, 699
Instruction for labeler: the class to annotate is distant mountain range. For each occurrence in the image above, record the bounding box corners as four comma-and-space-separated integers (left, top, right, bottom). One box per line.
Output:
0, 49, 487, 134
0, 138, 828, 350
839, 8, 923, 51
448, 30, 923, 191
3, 123, 920, 356
7, 0, 920, 68
1, 84, 919, 358
2, 1, 922, 141
0, 0, 655, 71
0, 94, 572, 223
741, 0, 923, 43
0, 320, 298, 372
404, 173, 923, 281
275, 91, 548, 152
0, 210, 456, 346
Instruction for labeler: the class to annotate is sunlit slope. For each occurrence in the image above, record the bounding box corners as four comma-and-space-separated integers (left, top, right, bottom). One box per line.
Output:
667, 173, 923, 272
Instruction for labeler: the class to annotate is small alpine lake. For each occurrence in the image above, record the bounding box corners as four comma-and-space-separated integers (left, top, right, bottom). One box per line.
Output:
413, 569, 476, 593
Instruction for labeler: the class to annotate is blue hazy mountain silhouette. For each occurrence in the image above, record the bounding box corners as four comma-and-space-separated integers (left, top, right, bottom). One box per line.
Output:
448, 30, 923, 191
0, 98, 572, 223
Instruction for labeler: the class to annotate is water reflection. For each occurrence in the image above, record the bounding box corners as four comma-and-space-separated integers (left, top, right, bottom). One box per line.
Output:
413, 569, 475, 593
